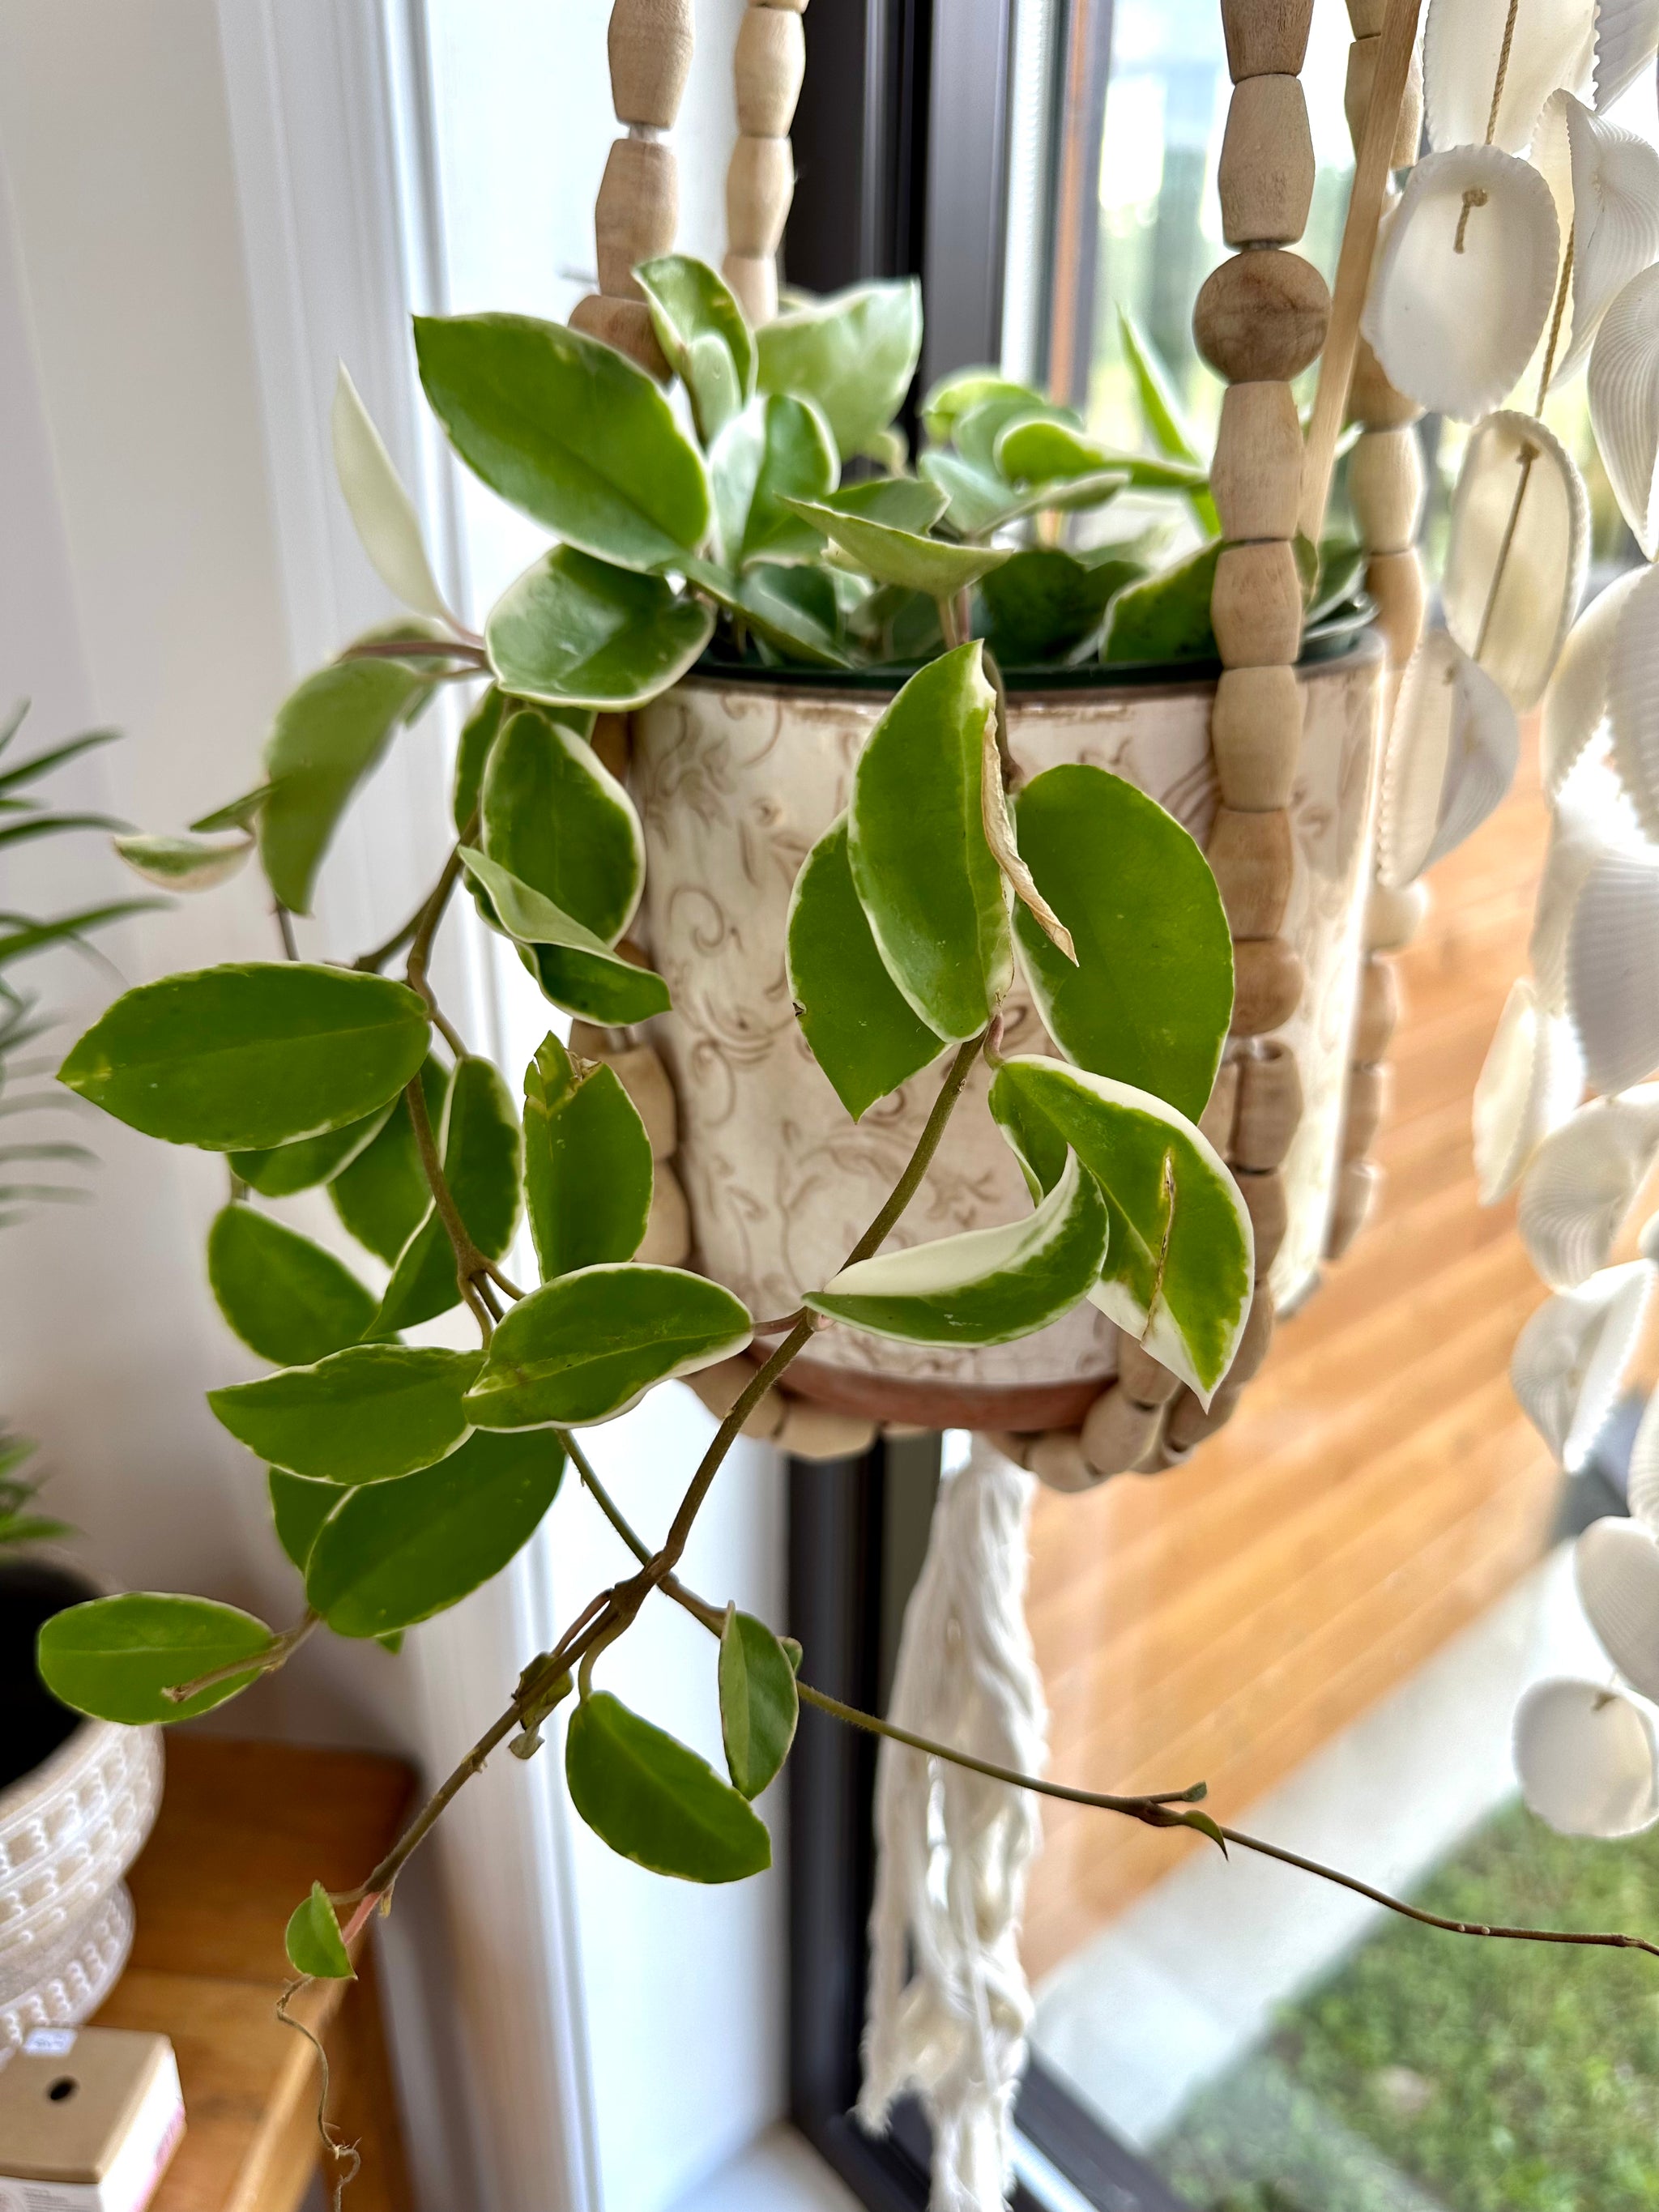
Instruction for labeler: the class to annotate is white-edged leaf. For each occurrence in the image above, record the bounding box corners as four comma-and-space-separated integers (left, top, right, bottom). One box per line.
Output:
331, 364, 457, 625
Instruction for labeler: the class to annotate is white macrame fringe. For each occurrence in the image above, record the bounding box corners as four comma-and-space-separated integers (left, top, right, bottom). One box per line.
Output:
859, 1433, 1048, 2212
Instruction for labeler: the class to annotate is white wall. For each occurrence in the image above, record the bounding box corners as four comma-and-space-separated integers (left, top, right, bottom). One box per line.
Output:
0, 3, 787, 2208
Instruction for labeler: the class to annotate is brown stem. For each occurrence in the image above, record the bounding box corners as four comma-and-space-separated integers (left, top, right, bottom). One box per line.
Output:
164, 1611, 318, 1704
275, 905, 300, 962
339, 637, 487, 665
404, 1073, 498, 1340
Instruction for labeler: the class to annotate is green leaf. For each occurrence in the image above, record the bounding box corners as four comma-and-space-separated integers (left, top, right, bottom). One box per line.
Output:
0, 812, 126, 853
846, 642, 1012, 1042
807, 1149, 1108, 1346
113, 832, 252, 891
459, 847, 671, 1025
779, 499, 1011, 599
331, 364, 454, 624
37, 1593, 276, 1724
0, 727, 117, 795
756, 279, 923, 456
786, 812, 945, 1119
814, 477, 948, 533
1118, 308, 1202, 465
565, 1690, 772, 1882
258, 659, 426, 914
58, 965, 429, 1152
305, 1426, 564, 1638
330, 1058, 450, 1260
190, 786, 273, 835
712, 394, 838, 568
285, 1882, 354, 1980
207, 1205, 381, 1366
683, 557, 851, 668
979, 549, 1144, 665
482, 708, 642, 944
635, 254, 757, 444
0, 901, 162, 974
1309, 534, 1367, 624
988, 1055, 1253, 1400
414, 311, 710, 570
270, 1468, 340, 1572
719, 1607, 799, 1799
453, 686, 506, 833
523, 1032, 653, 1279
1012, 765, 1233, 1119
207, 1345, 483, 1484
372, 1055, 522, 1333
996, 416, 1209, 496
484, 547, 714, 711
921, 370, 1056, 446
919, 450, 1017, 536
1101, 541, 1222, 665
230, 1098, 397, 1200
463, 1264, 752, 1430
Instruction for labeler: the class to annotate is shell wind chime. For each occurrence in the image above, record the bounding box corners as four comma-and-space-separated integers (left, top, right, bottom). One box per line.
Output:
1349, 0, 1659, 1838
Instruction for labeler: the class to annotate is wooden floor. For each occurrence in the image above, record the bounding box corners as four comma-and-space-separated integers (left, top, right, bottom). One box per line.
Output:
1022, 744, 1564, 1984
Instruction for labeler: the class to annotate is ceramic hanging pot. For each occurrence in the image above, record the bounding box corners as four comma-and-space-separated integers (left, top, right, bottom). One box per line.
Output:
632, 639, 1383, 1430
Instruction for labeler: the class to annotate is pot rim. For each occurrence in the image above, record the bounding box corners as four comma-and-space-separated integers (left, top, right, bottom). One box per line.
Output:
0, 1550, 125, 1810
684, 612, 1383, 702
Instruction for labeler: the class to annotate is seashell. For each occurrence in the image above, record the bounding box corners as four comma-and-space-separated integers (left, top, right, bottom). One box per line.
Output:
1473, 976, 1585, 1202
1363, 149, 1562, 422
1576, 1515, 1659, 1698
1511, 1260, 1651, 1469
1425, 0, 1596, 152
1512, 1677, 1659, 1838
1567, 844, 1659, 1093
1531, 748, 1644, 1010
1442, 411, 1589, 712
1626, 1365, 1659, 1528
1378, 629, 1518, 888
1530, 92, 1659, 383
1589, 262, 1659, 556
1539, 566, 1644, 800
1606, 559, 1659, 839
1517, 1086, 1659, 1285
1594, 0, 1659, 108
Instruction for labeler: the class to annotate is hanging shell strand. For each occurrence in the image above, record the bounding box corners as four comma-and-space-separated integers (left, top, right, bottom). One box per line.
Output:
569, 0, 695, 377
723, 0, 808, 326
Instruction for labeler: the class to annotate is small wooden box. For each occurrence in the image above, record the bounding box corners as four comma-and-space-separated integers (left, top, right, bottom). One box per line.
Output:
0, 2027, 184, 2212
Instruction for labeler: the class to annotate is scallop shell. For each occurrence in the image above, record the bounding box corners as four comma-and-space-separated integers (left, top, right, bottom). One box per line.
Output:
1510, 1259, 1651, 1468
1425, 0, 1596, 153
1626, 1360, 1659, 1528
1513, 1677, 1659, 1837
1567, 845, 1659, 1093
1531, 748, 1645, 1010
1540, 566, 1644, 801
1362, 149, 1562, 422
1588, 262, 1659, 555
1473, 976, 1586, 1201
1379, 629, 1519, 888
1442, 411, 1589, 712
1606, 559, 1659, 840
1594, 0, 1659, 108
1530, 91, 1659, 383
1576, 1515, 1659, 1696
1517, 1086, 1659, 1284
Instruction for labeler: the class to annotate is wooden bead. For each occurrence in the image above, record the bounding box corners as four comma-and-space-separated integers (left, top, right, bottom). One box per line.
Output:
1367, 548, 1426, 667
1237, 1166, 1288, 1275
1115, 1336, 1182, 1409
638, 1158, 692, 1265
1218, 77, 1315, 247
1226, 1285, 1277, 1387
1030, 1429, 1097, 1493
1232, 1041, 1303, 1171
1222, 0, 1314, 78
760, 0, 809, 11
1198, 1057, 1242, 1155
723, 250, 778, 326
571, 1038, 676, 1156
569, 293, 668, 380
1353, 954, 1401, 1062
727, 135, 795, 257
1212, 540, 1303, 667
1213, 665, 1303, 810
985, 1430, 1035, 1471
1158, 1426, 1197, 1470
1365, 876, 1430, 951
734, 4, 806, 137
1342, 1059, 1390, 1159
1081, 1387, 1166, 1478
1193, 250, 1329, 382
1346, 0, 1384, 32
1168, 1385, 1242, 1452
1211, 382, 1303, 542
774, 1399, 879, 1460
1347, 335, 1422, 429
591, 712, 631, 782
1209, 805, 1294, 938
608, 0, 693, 128
686, 1354, 787, 1438
595, 138, 678, 300
1349, 426, 1423, 554
1232, 937, 1305, 1035
1345, 36, 1422, 168
1326, 1158, 1382, 1259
